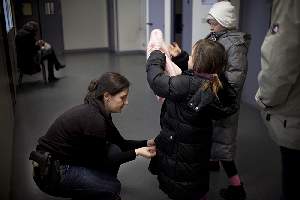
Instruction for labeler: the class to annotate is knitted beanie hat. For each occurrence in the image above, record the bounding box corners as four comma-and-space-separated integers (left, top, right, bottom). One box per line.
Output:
207, 1, 237, 29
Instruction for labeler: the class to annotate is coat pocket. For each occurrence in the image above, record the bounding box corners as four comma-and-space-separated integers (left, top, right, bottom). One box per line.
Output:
284, 116, 300, 129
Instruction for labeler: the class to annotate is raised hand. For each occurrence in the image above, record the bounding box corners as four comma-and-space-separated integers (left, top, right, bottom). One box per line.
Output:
36, 40, 45, 47
168, 42, 181, 58
147, 139, 156, 147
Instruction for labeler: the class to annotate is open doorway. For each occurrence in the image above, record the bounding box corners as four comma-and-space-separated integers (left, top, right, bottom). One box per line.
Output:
172, 0, 192, 53
173, 0, 182, 46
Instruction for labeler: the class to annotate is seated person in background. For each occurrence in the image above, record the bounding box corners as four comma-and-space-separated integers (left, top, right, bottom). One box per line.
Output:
15, 20, 65, 82
29, 72, 156, 200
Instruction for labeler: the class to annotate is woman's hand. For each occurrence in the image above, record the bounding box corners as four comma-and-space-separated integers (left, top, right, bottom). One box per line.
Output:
168, 42, 181, 58
36, 40, 45, 47
135, 146, 156, 159
147, 139, 156, 147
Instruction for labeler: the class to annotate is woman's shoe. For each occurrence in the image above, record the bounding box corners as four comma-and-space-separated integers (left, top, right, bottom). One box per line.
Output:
55, 64, 65, 71
48, 76, 59, 82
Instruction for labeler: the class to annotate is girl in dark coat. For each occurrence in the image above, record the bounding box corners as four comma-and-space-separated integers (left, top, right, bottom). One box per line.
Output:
30, 72, 156, 200
146, 39, 238, 200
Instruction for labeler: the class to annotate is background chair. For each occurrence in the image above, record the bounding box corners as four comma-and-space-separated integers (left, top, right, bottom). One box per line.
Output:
17, 51, 47, 87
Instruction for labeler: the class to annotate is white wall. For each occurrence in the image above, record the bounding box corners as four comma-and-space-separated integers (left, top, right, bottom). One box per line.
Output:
116, 0, 146, 52
192, 1, 211, 44
61, 0, 108, 50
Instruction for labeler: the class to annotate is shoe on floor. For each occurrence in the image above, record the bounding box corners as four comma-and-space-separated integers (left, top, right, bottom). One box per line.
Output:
114, 195, 121, 200
209, 160, 220, 171
48, 76, 59, 82
55, 64, 66, 71
220, 183, 246, 200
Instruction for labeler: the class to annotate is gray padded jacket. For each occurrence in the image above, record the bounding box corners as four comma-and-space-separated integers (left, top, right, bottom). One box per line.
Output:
207, 31, 251, 160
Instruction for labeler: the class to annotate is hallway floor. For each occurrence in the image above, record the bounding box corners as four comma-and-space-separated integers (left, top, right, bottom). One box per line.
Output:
12, 52, 281, 200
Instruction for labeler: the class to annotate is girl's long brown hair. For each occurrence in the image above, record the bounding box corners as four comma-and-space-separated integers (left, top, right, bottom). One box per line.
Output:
192, 39, 227, 96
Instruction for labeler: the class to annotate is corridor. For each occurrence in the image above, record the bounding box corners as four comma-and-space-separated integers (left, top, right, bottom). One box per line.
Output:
11, 52, 281, 200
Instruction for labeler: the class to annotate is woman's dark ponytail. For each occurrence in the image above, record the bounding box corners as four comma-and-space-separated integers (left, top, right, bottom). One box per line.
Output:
84, 79, 99, 104
84, 72, 130, 104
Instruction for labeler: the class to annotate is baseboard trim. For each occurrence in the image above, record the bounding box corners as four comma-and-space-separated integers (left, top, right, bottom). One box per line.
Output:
64, 47, 109, 54
115, 50, 146, 55
64, 48, 146, 56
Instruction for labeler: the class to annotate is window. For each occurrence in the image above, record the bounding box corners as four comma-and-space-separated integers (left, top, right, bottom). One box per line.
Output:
21, 3, 33, 16
2, 0, 14, 32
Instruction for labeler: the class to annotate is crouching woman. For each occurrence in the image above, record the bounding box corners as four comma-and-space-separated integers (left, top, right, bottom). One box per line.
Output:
30, 72, 156, 200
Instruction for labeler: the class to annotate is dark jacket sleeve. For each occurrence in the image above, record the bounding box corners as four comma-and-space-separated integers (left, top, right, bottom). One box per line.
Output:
112, 133, 147, 151
108, 140, 147, 164
204, 74, 239, 120
107, 125, 147, 164
85, 109, 147, 165
15, 31, 40, 55
108, 138, 147, 165
225, 44, 248, 95
146, 50, 191, 101
171, 51, 189, 71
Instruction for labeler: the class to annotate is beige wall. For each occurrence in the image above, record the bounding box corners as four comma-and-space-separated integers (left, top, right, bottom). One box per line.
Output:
61, 0, 108, 50
117, 0, 146, 51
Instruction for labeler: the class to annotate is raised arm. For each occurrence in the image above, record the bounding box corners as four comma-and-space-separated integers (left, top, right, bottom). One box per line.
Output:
146, 50, 190, 101
169, 42, 189, 71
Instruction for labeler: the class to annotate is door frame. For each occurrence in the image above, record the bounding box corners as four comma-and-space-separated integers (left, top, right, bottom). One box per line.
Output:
146, 0, 171, 44
107, 0, 117, 52
38, 0, 64, 56
181, 0, 193, 53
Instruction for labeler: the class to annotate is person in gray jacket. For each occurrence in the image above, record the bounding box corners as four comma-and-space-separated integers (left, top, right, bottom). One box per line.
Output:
255, 0, 300, 200
168, 2, 250, 199
205, 1, 251, 200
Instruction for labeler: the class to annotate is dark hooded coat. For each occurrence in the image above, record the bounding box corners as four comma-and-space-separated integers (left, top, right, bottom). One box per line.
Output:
147, 50, 238, 199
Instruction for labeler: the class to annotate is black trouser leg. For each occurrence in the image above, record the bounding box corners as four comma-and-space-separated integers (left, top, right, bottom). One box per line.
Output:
43, 49, 61, 70
47, 58, 55, 79
221, 160, 238, 178
280, 146, 300, 200
43, 49, 59, 79
49, 49, 61, 67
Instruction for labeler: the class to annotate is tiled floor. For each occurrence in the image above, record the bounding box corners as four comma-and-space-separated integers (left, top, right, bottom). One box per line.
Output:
12, 52, 281, 200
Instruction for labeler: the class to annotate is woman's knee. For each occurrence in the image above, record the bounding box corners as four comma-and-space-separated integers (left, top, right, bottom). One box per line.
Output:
106, 143, 122, 174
